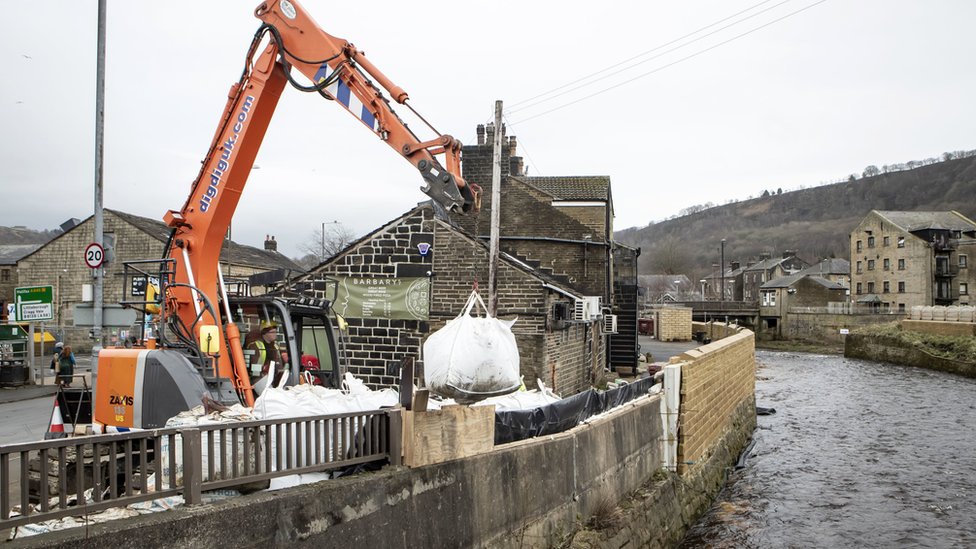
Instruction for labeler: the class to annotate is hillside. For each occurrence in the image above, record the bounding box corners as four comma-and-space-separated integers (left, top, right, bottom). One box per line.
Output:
615, 155, 976, 279
0, 225, 61, 245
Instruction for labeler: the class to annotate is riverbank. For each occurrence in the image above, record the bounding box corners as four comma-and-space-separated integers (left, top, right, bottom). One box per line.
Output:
852, 321, 976, 362
755, 339, 844, 355
845, 321, 976, 378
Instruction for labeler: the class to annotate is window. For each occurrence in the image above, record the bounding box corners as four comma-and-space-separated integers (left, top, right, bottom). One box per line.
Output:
867, 259, 875, 270
867, 282, 875, 293
856, 240, 863, 252
898, 303, 906, 313
761, 291, 776, 306
867, 236, 875, 248
883, 281, 890, 293
961, 255, 968, 268
883, 258, 890, 271
898, 281, 905, 293
883, 236, 890, 247
897, 236, 905, 248
856, 282, 863, 295
856, 261, 863, 274
0, 269, 8, 282
962, 283, 969, 296
898, 258, 905, 270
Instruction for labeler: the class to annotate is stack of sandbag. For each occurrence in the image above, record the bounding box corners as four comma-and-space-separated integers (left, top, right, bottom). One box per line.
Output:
423, 290, 521, 403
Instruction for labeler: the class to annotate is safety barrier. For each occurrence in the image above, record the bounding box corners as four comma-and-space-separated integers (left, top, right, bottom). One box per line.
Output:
0, 409, 400, 531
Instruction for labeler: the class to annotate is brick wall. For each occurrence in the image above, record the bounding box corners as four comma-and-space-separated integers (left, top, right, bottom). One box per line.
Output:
676, 330, 756, 474
656, 307, 693, 342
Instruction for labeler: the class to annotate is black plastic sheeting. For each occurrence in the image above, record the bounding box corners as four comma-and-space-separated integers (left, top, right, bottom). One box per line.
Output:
494, 376, 659, 445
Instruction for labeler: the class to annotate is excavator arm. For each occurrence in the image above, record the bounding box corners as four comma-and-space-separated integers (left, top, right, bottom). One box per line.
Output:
162, 0, 480, 405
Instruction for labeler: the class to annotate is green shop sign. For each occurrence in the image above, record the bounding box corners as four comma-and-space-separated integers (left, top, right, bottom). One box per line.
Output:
333, 277, 430, 320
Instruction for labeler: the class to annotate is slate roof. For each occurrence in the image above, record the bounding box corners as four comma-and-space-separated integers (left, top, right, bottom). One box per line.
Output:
107, 209, 301, 271
875, 211, 976, 233
797, 258, 850, 277
761, 273, 845, 290
0, 244, 42, 266
518, 176, 611, 201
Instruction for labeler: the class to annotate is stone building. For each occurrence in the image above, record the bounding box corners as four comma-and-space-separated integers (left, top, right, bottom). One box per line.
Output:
741, 252, 807, 302
453, 124, 639, 373
795, 258, 850, 288
300, 204, 605, 397
0, 244, 43, 320
758, 274, 848, 337
850, 210, 976, 312
16, 209, 301, 350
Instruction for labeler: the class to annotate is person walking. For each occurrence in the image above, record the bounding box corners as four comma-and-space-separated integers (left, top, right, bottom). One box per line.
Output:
55, 344, 76, 387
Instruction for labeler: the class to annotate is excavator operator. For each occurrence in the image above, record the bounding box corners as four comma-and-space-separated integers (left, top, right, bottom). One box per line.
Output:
246, 320, 287, 389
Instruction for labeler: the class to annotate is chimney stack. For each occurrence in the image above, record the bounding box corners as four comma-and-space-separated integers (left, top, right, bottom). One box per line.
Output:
783, 250, 796, 259
476, 124, 486, 145
264, 235, 277, 252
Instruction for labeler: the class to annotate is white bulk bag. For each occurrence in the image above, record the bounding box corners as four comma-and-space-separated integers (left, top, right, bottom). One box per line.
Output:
423, 290, 521, 403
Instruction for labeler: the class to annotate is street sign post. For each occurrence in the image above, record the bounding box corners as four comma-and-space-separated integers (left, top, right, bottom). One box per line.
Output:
14, 286, 54, 322
84, 242, 105, 269
15, 285, 54, 385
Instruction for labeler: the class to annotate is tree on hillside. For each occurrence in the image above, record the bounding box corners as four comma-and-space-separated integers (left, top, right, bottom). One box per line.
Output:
647, 234, 692, 275
863, 165, 880, 177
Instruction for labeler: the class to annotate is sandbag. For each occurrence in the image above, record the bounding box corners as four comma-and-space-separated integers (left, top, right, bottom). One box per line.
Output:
423, 290, 521, 403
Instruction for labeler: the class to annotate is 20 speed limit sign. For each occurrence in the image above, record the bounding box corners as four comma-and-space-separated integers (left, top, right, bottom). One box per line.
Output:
84, 242, 105, 268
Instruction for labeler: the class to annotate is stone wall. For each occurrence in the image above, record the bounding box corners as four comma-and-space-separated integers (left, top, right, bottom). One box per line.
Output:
845, 333, 976, 378
25, 329, 758, 548
784, 312, 901, 344
676, 331, 756, 474
901, 319, 976, 337
656, 307, 693, 342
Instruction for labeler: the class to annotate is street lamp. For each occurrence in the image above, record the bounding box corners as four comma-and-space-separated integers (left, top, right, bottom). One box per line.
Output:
321, 220, 339, 259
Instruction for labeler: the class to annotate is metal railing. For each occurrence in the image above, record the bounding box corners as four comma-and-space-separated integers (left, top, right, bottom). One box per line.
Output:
0, 409, 400, 531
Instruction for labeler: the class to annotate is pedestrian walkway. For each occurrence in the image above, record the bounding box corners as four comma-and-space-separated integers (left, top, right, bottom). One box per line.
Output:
0, 356, 93, 405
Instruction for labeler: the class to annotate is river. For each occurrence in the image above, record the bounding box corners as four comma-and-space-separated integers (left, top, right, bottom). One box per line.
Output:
680, 350, 976, 548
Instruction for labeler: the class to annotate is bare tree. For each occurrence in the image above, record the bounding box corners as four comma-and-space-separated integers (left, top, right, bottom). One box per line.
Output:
648, 234, 692, 275
297, 221, 356, 265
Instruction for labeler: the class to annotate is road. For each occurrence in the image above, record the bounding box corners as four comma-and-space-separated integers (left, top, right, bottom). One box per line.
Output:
637, 335, 700, 364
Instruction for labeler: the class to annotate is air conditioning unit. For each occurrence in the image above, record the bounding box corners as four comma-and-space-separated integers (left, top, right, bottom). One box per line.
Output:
573, 296, 604, 321
585, 296, 602, 319
573, 299, 590, 321
604, 314, 618, 334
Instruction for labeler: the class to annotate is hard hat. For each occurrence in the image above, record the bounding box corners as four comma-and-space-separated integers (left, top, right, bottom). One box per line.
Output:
260, 320, 278, 333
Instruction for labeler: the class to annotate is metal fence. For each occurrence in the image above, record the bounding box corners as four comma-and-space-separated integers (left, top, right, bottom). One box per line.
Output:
0, 409, 401, 531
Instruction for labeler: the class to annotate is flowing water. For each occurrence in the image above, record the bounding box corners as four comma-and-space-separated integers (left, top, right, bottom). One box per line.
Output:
680, 350, 976, 548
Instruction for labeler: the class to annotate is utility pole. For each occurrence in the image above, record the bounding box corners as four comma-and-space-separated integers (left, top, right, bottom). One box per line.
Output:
488, 101, 503, 316
720, 239, 726, 304
93, 0, 107, 348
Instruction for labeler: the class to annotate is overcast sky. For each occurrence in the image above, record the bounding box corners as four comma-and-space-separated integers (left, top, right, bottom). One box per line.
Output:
3, 0, 975, 259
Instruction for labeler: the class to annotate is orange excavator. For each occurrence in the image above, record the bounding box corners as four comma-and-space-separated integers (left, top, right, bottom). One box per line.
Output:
92, 0, 479, 430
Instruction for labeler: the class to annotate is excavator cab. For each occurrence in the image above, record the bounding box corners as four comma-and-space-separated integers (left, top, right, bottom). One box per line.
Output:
228, 295, 345, 392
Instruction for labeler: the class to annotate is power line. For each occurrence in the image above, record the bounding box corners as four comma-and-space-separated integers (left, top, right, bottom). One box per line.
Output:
506, 0, 788, 115
509, 0, 827, 126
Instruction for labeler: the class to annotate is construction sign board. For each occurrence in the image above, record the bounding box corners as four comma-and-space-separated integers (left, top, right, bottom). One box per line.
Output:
15, 285, 54, 322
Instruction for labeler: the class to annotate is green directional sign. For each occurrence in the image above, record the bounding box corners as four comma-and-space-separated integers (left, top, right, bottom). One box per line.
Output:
14, 285, 54, 322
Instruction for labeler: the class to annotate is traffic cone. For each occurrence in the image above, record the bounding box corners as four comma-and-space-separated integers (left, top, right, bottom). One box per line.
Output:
45, 396, 66, 440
